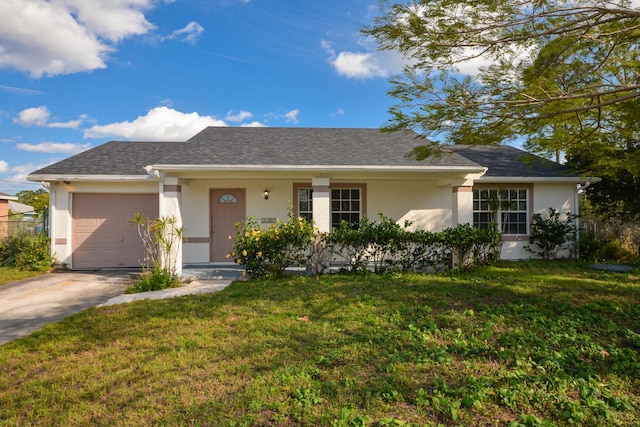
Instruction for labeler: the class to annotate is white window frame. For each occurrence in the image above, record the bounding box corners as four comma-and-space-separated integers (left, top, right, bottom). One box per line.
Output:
473, 186, 531, 237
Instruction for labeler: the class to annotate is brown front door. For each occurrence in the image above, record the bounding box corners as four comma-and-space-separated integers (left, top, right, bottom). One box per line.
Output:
210, 189, 246, 262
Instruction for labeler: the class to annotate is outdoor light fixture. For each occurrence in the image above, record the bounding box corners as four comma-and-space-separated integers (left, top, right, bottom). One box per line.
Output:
64, 180, 70, 185
264, 189, 270, 200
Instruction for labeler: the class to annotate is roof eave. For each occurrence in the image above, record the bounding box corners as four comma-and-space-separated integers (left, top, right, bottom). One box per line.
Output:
27, 174, 154, 182
477, 176, 601, 184
145, 164, 488, 174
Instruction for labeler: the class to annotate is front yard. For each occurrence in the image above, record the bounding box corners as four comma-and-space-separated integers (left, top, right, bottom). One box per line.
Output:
0, 262, 639, 426
0, 266, 44, 286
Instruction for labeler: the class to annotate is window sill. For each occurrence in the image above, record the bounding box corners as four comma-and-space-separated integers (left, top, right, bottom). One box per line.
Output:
502, 235, 530, 242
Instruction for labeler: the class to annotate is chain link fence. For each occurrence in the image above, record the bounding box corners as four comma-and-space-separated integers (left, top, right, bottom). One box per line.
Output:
0, 208, 48, 240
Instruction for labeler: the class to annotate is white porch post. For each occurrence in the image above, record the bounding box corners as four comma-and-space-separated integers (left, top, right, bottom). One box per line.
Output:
452, 186, 473, 226
160, 176, 183, 276
312, 177, 331, 233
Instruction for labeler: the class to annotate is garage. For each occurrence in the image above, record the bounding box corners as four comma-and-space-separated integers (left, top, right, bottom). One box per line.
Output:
72, 194, 159, 269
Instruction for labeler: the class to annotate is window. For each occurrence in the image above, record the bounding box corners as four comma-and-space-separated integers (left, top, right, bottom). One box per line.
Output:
218, 194, 238, 204
473, 188, 529, 235
297, 188, 313, 222
331, 188, 361, 228
294, 183, 366, 229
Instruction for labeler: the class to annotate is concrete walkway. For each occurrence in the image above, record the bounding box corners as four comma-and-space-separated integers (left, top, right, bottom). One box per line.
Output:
0, 270, 236, 345
99, 280, 232, 306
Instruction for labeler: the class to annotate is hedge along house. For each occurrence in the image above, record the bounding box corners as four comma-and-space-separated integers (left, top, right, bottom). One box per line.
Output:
27, 127, 592, 274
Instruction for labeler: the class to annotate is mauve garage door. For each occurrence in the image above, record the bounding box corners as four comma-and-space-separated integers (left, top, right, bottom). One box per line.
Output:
72, 194, 158, 269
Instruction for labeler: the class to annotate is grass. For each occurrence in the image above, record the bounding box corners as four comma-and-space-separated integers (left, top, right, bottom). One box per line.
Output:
0, 261, 639, 426
0, 266, 44, 286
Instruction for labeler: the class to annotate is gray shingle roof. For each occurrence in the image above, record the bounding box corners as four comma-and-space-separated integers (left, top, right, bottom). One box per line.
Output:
447, 145, 573, 178
28, 127, 576, 179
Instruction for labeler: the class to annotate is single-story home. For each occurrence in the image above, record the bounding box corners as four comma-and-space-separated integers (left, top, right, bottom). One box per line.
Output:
27, 127, 593, 273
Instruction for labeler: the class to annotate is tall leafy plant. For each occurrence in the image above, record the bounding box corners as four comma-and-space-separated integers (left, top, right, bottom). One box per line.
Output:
128, 214, 183, 293
526, 208, 578, 259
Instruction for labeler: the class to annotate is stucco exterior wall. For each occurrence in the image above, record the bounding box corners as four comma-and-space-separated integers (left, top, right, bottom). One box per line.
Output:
499, 182, 578, 260
46, 177, 580, 267
180, 178, 292, 264
367, 180, 453, 231
180, 177, 456, 264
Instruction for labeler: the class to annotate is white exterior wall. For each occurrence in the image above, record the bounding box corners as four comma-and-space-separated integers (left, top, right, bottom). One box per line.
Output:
180, 177, 457, 264
500, 182, 578, 260
181, 178, 294, 264
367, 180, 452, 231
47, 175, 580, 267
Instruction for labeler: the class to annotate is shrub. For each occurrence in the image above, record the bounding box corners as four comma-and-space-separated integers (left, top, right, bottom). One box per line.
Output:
526, 208, 578, 259
232, 212, 503, 278
440, 224, 503, 270
394, 228, 448, 272
0, 234, 53, 271
126, 268, 180, 293
128, 214, 183, 293
232, 210, 315, 278
579, 230, 639, 263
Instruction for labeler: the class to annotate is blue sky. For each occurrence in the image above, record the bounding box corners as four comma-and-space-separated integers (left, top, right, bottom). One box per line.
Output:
0, 0, 408, 194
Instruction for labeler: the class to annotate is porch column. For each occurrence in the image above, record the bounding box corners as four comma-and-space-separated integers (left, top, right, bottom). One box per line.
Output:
452, 186, 473, 226
312, 177, 331, 233
160, 177, 183, 276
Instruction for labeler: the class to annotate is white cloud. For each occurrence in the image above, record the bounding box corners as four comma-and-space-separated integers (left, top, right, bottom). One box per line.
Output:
14, 106, 86, 129
1, 160, 60, 192
322, 38, 405, 80
241, 121, 266, 127
0, 160, 8, 173
48, 117, 86, 129
331, 51, 389, 79
14, 106, 50, 126
284, 109, 300, 123
83, 106, 227, 141
331, 108, 345, 118
167, 21, 204, 44
16, 141, 92, 154
225, 110, 253, 123
0, 0, 157, 77
0, 85, 43, 96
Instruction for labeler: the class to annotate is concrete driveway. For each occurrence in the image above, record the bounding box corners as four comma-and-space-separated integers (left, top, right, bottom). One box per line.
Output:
0, 271, 130, 345
0, 269, 239, 345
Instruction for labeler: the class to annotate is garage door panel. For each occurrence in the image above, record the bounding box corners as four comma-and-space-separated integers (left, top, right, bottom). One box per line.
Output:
72, 194, 158, 269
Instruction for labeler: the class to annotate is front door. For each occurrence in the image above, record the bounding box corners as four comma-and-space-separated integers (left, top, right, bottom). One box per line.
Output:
210, 189, 246, 262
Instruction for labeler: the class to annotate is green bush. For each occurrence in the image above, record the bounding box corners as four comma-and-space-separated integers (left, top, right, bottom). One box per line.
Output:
441, 223, 503, 270
232, 212, 503, 278
232, 210, 315, 278
327, 215, 402, 273
579, 230, 639, 263
0, 234, 53, 271
526, 208, 578, 259
126, 267, 181, 293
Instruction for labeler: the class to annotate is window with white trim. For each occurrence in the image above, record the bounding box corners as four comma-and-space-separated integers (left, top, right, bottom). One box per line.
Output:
473, 188, 529, 235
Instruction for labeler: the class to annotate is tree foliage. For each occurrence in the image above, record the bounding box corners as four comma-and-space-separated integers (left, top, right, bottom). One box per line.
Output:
15, 189, 49, 216
364, 0, 640, 151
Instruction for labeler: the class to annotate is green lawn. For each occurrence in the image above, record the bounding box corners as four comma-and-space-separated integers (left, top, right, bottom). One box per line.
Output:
1, 262, 639, 426
0, 266, 44, 286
